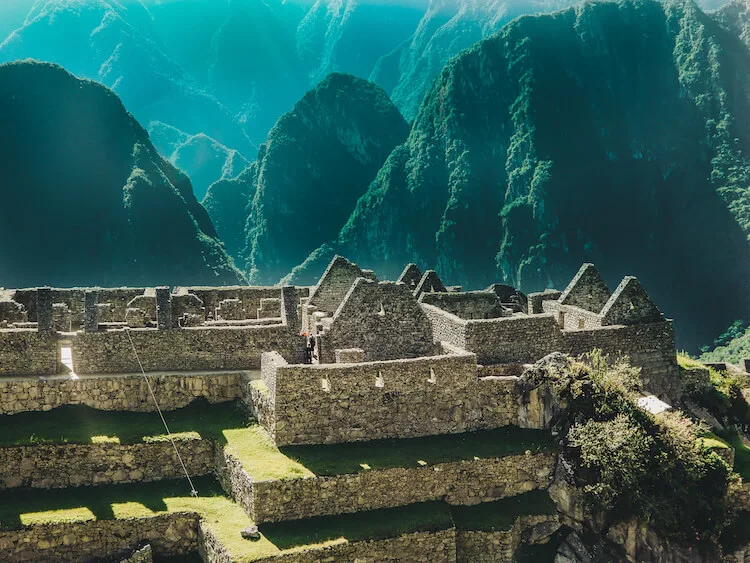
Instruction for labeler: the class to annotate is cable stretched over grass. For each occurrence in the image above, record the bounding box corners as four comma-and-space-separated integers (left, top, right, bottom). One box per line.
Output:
124, 327, 198, 497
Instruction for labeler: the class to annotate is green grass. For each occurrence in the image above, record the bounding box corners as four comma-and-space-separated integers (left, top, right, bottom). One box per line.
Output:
0, 399, 249, 446
718, 430, 750, 479
260, 502, 454, 551
0, 477, 276, 561
697, 432, 731, 451
451, 489, 557, 532
276, 427, 555, 477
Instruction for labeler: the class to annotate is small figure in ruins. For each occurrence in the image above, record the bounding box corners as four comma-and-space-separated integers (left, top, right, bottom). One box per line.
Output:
301, 332, 313, 364
309, 335, 317, 362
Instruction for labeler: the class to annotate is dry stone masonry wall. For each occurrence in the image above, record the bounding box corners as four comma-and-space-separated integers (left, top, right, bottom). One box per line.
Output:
0, 371, 244, 414
0, 513, 199, 562
0, 438, 214, 489
258, 350, 521, 445
249, 452, 556, 523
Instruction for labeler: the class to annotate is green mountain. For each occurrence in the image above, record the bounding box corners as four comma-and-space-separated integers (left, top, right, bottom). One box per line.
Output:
204, 73, 409, 285
0, 61, 243, 288
296, 0, 750, 351
0, 0, 254, 155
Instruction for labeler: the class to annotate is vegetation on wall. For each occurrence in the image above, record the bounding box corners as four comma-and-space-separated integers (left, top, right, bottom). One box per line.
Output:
539, 352, 734, 552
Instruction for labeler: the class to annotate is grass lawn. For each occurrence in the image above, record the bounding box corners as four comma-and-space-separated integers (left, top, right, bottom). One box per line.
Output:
0, 399, 249, 446
451, 489, 557, 532
260, 502, 454, 551
275, 427, 555, 478
718, 430, 750, 479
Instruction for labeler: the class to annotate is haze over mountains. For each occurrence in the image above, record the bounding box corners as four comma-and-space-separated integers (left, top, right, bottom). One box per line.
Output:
0, 0, 582, 192
0, 0, 747, 353
0, 60, 244, 288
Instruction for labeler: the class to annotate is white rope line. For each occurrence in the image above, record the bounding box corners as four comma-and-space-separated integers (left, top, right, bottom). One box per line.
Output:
124, 327, 198, 497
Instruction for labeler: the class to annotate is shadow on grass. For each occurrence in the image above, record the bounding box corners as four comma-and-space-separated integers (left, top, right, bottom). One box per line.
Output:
452, 489, 557, 531
279, 427, 556, 476
0, 399, 250, 447
260, 502, 453, 550
0, 476, 222, 530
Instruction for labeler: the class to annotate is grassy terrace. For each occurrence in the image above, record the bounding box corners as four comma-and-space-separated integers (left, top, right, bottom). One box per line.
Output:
452, 489, 557, 531
0, 480, 557, 561
0, 400, 555, 480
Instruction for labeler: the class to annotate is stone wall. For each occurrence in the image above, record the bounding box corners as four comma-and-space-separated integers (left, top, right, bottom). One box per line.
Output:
72, 325, 296, 374
422, 304, 467, 350
0, 438, 214, 489
456, 514, 560, 563
542, 301, 603, 331
0, 513, 199, 562
13, 288, 147, 328
119, 543, 153, 563
561, 321, 680, 399
319, 279, 438, 364
257, 350, 523, 446
419, 292, 507, 320
422, 304, 679, 398
253, 529, 457, 563
0, 330, 59, 376
0, 371, 245, 415
249, 452, 556, 523
179, 287, 309, 321
464, 315, 563, 365
307, 255, 377, 314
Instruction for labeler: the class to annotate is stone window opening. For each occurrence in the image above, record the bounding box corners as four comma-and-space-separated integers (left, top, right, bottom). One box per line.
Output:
375, 371, 385, 388
321, 377, 331, 393
427, 367, 437, 384
578, 318, 585, 330
558, 311, 565, 326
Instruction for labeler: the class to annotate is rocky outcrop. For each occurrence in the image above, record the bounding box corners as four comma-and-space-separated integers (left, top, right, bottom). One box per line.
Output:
0, 61, 244, 287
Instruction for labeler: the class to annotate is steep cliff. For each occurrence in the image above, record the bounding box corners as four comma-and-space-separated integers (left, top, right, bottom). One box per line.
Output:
204, 73, 409, 285
0, 61, 243, 287
303, 0, 750, 350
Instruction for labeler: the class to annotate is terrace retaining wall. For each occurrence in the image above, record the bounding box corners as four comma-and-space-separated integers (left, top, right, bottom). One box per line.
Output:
0, 513, 199, 562
455, 514, 561, 563
0, 438, 215, 489
0, 371, 245, 415
252, 528, 457, 563
220, 449, 555, 524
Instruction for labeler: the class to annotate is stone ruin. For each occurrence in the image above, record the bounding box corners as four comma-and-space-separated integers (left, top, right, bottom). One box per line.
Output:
0, 256, 747, 562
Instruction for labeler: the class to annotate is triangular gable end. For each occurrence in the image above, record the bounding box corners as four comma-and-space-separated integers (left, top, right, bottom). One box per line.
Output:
308, 255, 378, 313
600, 276, 664, 326
413, 270, 447, 298
559, 263, 612, 313
397, 263, 422, 288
